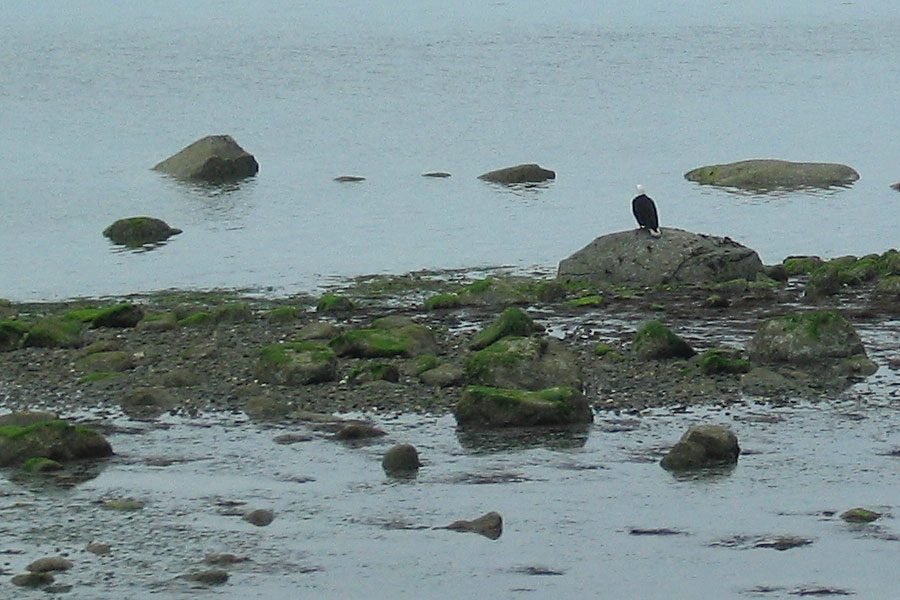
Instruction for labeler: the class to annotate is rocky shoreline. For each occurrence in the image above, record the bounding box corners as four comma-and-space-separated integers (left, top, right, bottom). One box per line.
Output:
2, 251, 898, 425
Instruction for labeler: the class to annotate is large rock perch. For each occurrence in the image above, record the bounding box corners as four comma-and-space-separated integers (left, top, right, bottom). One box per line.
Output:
685, 159, 859, 191
558, 228, 763, 286
478, 163, 555, 184
154, 135, 259, 183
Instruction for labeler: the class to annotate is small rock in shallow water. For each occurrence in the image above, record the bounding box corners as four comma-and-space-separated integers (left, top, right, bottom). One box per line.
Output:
178, 568, 229, 585
86, 542, 111, 555
442, 511, 503, 540
840, 507, 881, 523
204, 553, 249, 566
27, 556, 73, 572
11, 572, 54, 587
334, 423, 386, 440
381, 444, 421, 476
243, 508, 275, 527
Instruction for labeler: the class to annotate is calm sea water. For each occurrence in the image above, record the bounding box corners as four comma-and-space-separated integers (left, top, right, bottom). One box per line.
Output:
3, 1, 900, 301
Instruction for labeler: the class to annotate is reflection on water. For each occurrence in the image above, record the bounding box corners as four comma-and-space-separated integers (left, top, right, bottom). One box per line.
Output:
455, 423, 591, 453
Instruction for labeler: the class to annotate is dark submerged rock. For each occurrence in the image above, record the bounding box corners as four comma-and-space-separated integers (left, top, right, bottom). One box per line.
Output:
685, 159, 859, 190
660, 424, 740, 471
454, 386, 593, 428
478, 163, 555, 184
558, 228, 763, 286
103, 217, 182, 247
154, 134, 258, 183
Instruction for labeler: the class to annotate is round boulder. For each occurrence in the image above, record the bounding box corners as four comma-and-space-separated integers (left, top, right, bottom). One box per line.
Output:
747, 311, 866, 365
382, 444, 422, 476
660, 424, 740, 471
558, 228, 763, 286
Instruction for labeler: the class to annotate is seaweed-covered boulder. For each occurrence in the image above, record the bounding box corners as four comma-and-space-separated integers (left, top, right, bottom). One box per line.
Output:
465, 336, 581, 391
66, 303, 145, 328
660, 424, 740, 471
74, 351, 135, 374
478, 163, 555, 184
254, 342, 338, 385
329, 320, 437, 358
315, 293, 354, 314
747, 311, 866, 365
0, 419, 113, 467
558, 228, 763, 286
633, 321, 695, 360
153, 135, 258, 182
103, 217, 182, 247
455, 386, 592, 428
0, 320, 29, 351
22, 317, 83, 348
685, 159, 859, 191
470, 306, 541, 351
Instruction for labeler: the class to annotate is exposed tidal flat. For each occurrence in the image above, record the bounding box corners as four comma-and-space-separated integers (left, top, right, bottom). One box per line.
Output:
2, 259, 900, 598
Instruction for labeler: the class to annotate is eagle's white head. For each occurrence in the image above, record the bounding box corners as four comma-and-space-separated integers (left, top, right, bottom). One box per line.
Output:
636, 184, 645, 194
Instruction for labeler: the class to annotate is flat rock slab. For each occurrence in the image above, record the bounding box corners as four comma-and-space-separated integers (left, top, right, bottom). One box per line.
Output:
685, 159, 859, 191
478, 163, 555, 184
154, 135, 258, 183
558, 228, 763, 286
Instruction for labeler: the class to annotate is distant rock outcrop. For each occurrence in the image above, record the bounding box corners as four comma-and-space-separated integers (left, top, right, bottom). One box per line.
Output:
153, 135, 258, 183
478, 163, 555, 184
685, 159, 859, 191
557, 228, 763, 286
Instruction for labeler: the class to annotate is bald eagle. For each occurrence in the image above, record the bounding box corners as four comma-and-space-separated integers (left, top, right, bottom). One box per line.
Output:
632, 184, 661, 237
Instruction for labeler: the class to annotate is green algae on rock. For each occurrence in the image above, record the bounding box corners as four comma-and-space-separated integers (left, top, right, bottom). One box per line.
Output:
103, 217, 182, 247
255, 341, 338, 385
748, 311, 865, 365
464, 336, 582, 391
22, 317, 83, 348
685, 159, 859, 191
329, 321, 437, 358
0, 419, 113, 467
454, 385, 593, 428
470, 306, 540, 351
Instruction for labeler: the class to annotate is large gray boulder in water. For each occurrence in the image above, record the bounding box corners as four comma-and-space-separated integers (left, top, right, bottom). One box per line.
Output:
154, 135, 259, 183
557, 228, 763, 286
685, 159, 859, 191
478, 163, 555, 184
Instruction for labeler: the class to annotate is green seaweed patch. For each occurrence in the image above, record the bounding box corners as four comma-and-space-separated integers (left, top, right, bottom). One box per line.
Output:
212, 302, 253, 323
412, 354, 440, 375
466, 278, 496, 294
22, 457, 63, 473
22, 317, 83, 348
781, 311, 841, 340
259, 341, 335, 365
470, 306, 536, 350
564, 295, 605, 308
783, 256, 824, 276
633, 320, 695, 359
464, 385, 577, 410
424, 293, 461, 310
178, 311, 212, 326
840, 508, 881, 523
0, 419, 96, 440
698, 349, 751, 375
0, 320, 29, 350
102, 498, 146, 511
594, 344, 615, 357
266, 306, 300, 323
316, 293, 354, 313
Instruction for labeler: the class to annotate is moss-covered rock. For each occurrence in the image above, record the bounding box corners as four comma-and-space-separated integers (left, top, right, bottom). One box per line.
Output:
265, 306, 301, 324
464, 336, 581, 391
153, 134, 258, 183
685, 159, 859, 191
178, 311, 213, 327
804, 263, 842, 298
477, 163, 555, 184
470, 306, 540, 350
119, 387, 176, 420
0, 419, 113, 467
660, 424, 740, 471
255, 341, 338, 385
347, 361, 400, 384
697, 349, 751, 375
840, 508, 881, 523
382, 443, 421, 476
419, 363, 466, 387
211, 302, 253, 324
22, 317, 83, 348
136, 311, 178, 332
0, 320, 29, 351
748, 311, 866, 365
103, 217, 182, 247
74, 351, 135, 374
564, 295, 606, 308
875, 275, 900, 298
92, 303, 144, 328
456, 277, 531, 307
633, 321, 695, 360
329, 322, 437, 358
297, 321, 341, 340
22, 457, 64, 473
315, 293, 354, 314
783, 256, 824, 276
423, 293, 462, 310
454, 385, 593, 428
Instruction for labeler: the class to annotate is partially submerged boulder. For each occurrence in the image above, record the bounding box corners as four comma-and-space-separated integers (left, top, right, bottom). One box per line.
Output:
685, 159, 859, 191
557, 228, 763, 286
470, 306, 541, 351
441, 511, 503, 540
478, 163, 555, 184
660, 424, 740, 471
747, 311, 866, 365
382, 444, 421, 476
0, 418, 113, 467
153, 135, 258, 183
464, 336, 581, 391
254, 342, 338, 385
454, 385, 593, 428
103, 217, 182, 247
